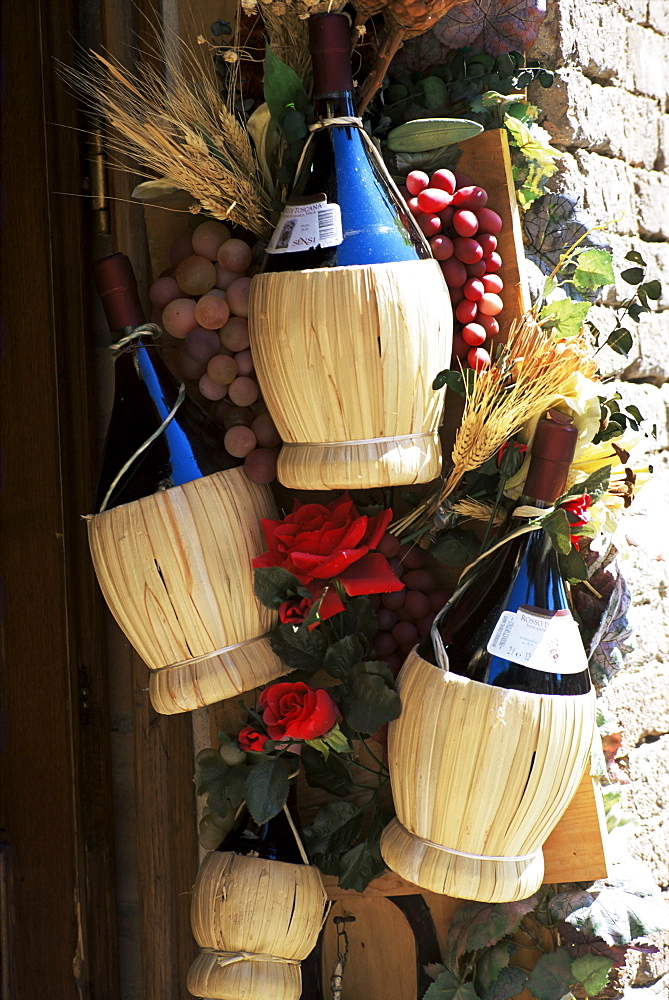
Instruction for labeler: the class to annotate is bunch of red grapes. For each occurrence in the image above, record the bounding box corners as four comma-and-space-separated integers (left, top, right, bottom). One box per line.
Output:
401, 168, 504, 371
148, 220, 281, 485
370, 534, 448, 673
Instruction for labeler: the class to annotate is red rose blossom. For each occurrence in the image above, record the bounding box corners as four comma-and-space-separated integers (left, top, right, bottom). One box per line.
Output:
252, 493, 403, 597
259, 681, 338, 742
561, 493, 592, 549
237, 725, 269, 752
279, 596, 314, 625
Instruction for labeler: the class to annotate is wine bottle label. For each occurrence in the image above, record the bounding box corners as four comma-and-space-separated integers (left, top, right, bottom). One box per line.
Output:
487, 606, 587, 674
266, 195, 343, 253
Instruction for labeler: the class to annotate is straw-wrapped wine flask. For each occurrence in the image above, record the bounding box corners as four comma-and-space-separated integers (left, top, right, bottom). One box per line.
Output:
188, 851, 327, 1000
381, 647, 596, 902
248, 259, 452, 490
87, 466, 284, 715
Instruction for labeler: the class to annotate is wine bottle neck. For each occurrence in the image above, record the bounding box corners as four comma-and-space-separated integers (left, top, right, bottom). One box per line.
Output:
313, 90, 356, 121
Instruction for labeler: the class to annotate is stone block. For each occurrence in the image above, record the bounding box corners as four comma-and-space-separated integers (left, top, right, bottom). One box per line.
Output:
635, 169, 669, 239
573, 149, 638, 236
623, 737, 669, 887
538, 68, 660, 169
615, 0, 650, 23
646, 0, 669, 35
625, 22, 669, 102
657, 113, 669, 170
563, 0, 629, 82
623, 307, 669, 382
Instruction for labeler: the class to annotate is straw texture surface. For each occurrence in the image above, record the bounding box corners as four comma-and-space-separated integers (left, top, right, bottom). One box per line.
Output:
188, 851, 327, 1000
381, 648, 596, 902
87, 467, 283, 714
248, 259, 452, 490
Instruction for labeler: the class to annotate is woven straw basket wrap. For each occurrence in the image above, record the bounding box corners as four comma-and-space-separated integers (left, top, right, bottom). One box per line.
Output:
87, 466, 283, 715
381, 647, 596, 902
188, 851, 327, 1000
248, 259, 452, 490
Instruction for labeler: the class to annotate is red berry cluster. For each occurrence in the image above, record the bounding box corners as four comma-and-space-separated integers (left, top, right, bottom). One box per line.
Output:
149, 220, 281, 485
402, 168, 504, 372
369, 534, 448, 673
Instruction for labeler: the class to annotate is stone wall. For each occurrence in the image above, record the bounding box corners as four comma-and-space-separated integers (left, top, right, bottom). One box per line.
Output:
530, 3, 669, 996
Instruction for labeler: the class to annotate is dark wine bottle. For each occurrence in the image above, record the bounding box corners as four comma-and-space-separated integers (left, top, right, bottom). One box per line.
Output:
421, 411, 592, 696
221, 796, 304, 865
93, 253, 241, 513
264, 12, 430, 270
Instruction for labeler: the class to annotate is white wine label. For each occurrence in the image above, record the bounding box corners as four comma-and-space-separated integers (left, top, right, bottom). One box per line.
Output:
266, 196, 343, 254
487, 606, 587, 674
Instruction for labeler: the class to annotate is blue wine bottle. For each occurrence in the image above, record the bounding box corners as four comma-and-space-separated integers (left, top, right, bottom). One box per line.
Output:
264, 13, 430, 270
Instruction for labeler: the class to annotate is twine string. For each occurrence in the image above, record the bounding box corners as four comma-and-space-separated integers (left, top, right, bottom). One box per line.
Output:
99, 323, 186, 514
397, 821, 540, 863
201, 947, 301, 969
153, 632, 271, 674
282, 431, 437, 449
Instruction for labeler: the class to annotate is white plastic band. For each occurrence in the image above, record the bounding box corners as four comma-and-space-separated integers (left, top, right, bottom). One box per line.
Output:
154, 633, 270, 674
397, 821, 540, 863
282, 431, 437, 449
201, 948, 301, 968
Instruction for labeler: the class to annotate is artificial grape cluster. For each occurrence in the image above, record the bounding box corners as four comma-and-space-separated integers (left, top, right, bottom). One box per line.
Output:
149, 220, 281, 484
402, 168, 504, 371
370, 534, 448, 673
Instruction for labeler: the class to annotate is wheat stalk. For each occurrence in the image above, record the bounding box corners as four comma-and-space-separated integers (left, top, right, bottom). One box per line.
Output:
61, 29, 274, 238
452, 499, 505, 525
392, 316, 598, 536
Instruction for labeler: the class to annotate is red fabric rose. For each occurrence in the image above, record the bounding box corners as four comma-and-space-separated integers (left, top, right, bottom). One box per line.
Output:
237, 725, 269, 752
252, 493, 403, 596
561, 493, 592, 549
279, 596, 314, 625
259, 681, 338, 741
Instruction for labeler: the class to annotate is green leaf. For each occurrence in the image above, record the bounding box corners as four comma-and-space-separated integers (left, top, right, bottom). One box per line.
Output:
254, 566, 305, 609
301, 744, 353, 796
337, 840, 387, 892
540, 508, 573, 555
432, 528, 480, 566
561, 464, 611, 505
245, 756, 292, 825
322, 722, 352, 755
475, 942, 513, 992
538, 69, 554, 88
639, 278, 662, 300
387, 117, 483, 152
420, 76, 448, 110
571, 955, 613, 997
343, 668, 401, 735
564, 865, 669, 945
620, 266, 644, 285
539, 299, 591, 338
481, 966, 528, 1000
548, 888, 596, 922
194, 748, 228, 797
278, 107, 307, 143
433, 368, 477, 394
424, 970, 481, 1000
526, 948, 573, 1000
445, 895, 542, 967
302, 800, 364, 855
263, 43, 309, 126
625, 250, 646, 265
324, 634, 366, 679
270, 622, 327, 673
606, 328, 633, 356
573, 248, 615, 292
558, 546, 589, 583
331, 596, 379, 644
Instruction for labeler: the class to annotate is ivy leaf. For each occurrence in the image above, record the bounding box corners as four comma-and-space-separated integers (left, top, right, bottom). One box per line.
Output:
571, 954, 613, 997
301, 744, 353, 796
269, 622, 327, 673
343, 666, 401, 735
337, 839, 387, 892
263, 43, 309, 127
324, 634, 366, 679
254, 566, 306, 609
432, 528, 480, 566
445, 895, 542, 967
639, 278, 662, 300
302, 801, 364, 856
526, 948, 573, 1000
244, 756, 291, 825
539, 299, 591, 338
540, 508, 572, 555
573, 248, 615, 292
481, 966, 528, 1000
475, 942, 513, 992
607, 328, 633, 356
423, 970, 481, 1000
620, 266, 644, 285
